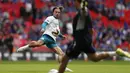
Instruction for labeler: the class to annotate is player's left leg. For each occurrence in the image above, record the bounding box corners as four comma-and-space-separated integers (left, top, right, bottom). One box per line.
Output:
52, 46, 73, 72
52, 46, 64, 63
58, 55, 70, 73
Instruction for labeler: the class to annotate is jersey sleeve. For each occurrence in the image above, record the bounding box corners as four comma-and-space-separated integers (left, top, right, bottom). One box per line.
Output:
41, 22, 48, 32
44, 16, 54, 24
41, 22, 48, 29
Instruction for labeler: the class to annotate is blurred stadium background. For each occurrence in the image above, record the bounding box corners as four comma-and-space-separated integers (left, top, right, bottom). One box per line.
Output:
0, 0, 130, 61
0, 0, 130, 73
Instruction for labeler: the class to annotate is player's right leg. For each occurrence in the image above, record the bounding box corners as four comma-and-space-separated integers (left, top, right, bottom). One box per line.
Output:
17, 40, 44, 52
17, 34, 47, 52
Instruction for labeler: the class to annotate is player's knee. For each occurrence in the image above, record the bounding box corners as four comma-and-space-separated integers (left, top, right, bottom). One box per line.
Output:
29, 41, 41, 47
57, 53, 65, 63
59, 52, 65, 57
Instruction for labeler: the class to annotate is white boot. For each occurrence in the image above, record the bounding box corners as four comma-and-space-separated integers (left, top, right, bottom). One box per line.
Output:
65, 67, 73, 72
17, 45, 29, 52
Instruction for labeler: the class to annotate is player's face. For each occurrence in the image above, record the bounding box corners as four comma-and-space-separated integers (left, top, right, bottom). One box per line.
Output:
53, 8, 61, 19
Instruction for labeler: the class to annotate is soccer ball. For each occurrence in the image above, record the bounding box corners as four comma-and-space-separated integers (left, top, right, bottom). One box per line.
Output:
48, 69, 58, 73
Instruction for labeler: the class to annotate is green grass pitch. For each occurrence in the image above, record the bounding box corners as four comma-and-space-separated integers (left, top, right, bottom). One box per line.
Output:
0, 60, 130, 73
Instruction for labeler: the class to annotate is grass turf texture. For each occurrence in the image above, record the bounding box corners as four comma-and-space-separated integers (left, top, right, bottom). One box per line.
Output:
0, 60, 130, 73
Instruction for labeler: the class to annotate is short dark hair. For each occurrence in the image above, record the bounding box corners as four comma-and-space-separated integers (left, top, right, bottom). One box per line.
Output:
52, 6, 64, 12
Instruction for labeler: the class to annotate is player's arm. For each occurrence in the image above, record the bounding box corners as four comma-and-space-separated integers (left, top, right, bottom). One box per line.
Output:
58, 33, 66, 40
40, 22, 48, 33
